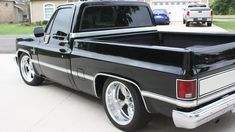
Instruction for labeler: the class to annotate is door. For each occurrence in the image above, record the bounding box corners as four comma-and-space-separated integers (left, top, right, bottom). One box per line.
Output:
37, 7, 74, 88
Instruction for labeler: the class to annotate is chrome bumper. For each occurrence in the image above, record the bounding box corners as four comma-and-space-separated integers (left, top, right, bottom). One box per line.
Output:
173, 93, 235, 129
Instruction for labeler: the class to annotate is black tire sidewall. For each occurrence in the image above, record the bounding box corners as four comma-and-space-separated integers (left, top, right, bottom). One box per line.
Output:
19, 53, 43, 86
102, 78, 149, 131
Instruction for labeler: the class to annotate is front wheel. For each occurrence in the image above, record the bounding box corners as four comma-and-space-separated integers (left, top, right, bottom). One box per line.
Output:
19, 53, 44, 85
103, 78, 150, 131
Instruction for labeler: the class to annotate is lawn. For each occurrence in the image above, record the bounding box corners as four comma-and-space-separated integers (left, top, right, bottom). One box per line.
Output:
214, 15, 235, 19
0, 24, 37, 35
213, 21, 235, 32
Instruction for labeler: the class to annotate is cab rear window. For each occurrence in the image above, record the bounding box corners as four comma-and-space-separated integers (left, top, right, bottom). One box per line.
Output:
80, 6, 153, 31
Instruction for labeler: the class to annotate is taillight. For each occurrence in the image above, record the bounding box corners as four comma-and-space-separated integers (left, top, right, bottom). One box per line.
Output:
211, 10, 214, 16
186, 10, 190, 16
177, 79, 197, 100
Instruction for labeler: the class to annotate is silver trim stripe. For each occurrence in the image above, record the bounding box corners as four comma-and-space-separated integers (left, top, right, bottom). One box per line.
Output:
142, 91, 198, 108
31, 59, 199, 108
199, 67, 235, 97
28, 59, 235, 109
70, 26, 158, 38
31, 59, 94, 81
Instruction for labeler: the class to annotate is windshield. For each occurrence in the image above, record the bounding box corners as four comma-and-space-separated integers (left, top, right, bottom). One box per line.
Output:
153, 9, 167, 14
188, 4, 207, 8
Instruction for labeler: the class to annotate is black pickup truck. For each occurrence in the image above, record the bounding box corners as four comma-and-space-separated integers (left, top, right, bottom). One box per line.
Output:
15, 1, 235, 131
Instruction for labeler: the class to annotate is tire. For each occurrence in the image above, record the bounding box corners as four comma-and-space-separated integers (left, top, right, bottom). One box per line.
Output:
102, 78, 150, 131
186, 22, 190, 27
19, 53, 44, 86
207, 22, 212, 27
183, 19, 185, 24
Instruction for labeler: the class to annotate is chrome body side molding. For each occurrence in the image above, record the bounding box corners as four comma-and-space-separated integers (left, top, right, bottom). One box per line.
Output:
142, 91, 198, 108
70, 26, 158, 38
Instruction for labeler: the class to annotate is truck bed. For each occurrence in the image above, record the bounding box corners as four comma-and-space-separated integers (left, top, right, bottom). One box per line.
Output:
91, 32, 235, 49
88, 31, 235, 98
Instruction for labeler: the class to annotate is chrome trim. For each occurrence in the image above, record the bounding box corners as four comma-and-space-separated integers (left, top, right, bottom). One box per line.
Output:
142, 91, 198, 108
29, 60, 235, 110
198, 85, 235, 105
70, 26, 158, 38
94, 73, 150, 113
75, 39, 189, 53
31, 59, 94, 81
173, 92, 235, 129
199, 67, 235, 97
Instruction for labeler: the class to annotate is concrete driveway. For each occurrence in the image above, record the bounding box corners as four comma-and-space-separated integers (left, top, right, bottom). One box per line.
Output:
1, 54, 235, 132
157, 22, 227, 32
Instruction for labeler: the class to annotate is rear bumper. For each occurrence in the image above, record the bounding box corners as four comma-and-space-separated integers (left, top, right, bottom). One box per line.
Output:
186, 17, 212, 22
173, 92, 235, 129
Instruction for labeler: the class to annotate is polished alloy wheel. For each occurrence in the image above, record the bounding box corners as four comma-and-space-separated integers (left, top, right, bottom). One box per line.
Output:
105, 81, 135, 125
20, 55, 35, 82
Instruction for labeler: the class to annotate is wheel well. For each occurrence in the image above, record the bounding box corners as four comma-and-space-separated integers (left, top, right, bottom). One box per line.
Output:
95, 75, 108, 98
18, 51, 23, 59
94, 74, 150, 113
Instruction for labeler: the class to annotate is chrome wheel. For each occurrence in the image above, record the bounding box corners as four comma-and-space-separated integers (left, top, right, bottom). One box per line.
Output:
20, 55, 35, 82
105, 81, 135, 125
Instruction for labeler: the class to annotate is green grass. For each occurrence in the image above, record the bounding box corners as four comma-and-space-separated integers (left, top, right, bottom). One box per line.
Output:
0, 24, 37, 35
213, 21, 235, 32
214, 15, 235, 19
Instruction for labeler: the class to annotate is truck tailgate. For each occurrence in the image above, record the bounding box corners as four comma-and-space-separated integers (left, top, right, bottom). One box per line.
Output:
189, 8, 211, 18
190, 42, 235, 97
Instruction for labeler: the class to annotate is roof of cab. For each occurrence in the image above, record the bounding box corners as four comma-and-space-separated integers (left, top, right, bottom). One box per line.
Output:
58, 1, 149, 8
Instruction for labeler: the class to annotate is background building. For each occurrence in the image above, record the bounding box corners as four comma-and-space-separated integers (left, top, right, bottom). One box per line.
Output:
146, 0, 209, 21
30, 0, 83, 22
0, 0, 28, 23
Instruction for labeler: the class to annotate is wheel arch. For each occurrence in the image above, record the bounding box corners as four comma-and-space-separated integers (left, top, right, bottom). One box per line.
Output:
17, 49, 31, 59
94, 73, 150, 113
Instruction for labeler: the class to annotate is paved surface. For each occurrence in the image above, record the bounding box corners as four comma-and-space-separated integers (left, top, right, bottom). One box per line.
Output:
157, 22, 227, 33
0, 35, 30, 53
1, 54, 235, 132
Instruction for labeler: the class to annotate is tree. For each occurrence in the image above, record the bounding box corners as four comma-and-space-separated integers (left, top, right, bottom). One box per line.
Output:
211, 0, 235, 15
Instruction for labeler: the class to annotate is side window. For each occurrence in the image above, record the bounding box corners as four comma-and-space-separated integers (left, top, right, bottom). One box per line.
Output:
50, 8, 73, 38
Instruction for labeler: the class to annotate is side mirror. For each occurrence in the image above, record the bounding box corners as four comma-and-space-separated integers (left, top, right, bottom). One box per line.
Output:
168, 12, 171, 14
34, 27, 44, 37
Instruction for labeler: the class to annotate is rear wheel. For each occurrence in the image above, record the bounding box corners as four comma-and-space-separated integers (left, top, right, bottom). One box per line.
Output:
207, 22, 212, 27
19, 53, 44, 85
103, 78, 150, 131
186, 22, 190, 27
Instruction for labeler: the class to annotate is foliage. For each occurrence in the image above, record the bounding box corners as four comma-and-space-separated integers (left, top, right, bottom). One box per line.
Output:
0, 24, 35, 34
211, 0, 235, 15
